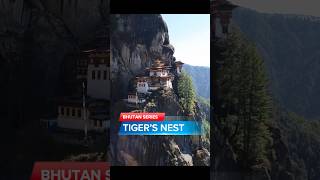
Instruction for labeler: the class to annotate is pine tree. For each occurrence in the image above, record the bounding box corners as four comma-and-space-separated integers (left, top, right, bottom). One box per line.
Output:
177, 71, 196, 115
217, 30, 272, 170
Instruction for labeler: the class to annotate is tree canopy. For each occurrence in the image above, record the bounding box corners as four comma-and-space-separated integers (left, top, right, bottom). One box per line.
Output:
177, 71, 196, 115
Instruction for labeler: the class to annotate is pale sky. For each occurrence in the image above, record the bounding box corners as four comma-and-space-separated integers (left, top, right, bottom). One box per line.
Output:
230, 0, 320, 17
161, 14, 210, 67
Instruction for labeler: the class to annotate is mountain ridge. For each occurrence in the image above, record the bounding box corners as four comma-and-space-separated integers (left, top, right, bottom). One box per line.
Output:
233, 7, 320, 119
183, 64, 210, 99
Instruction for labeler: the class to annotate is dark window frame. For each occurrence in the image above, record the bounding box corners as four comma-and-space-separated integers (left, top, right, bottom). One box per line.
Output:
72, 108, 75, 116
103, 70, 107, 80
61, 107, 64, 115
97, 70, 101, 80
66, 108, 70, 116
92, 70, 96, 80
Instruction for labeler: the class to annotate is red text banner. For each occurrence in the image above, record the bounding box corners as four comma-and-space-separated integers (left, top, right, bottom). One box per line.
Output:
30, 162, 110, 180
119, 112, 165, 122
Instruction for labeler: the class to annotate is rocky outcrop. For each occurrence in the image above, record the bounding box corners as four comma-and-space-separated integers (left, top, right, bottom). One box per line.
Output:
110, 14, 174, 100
193, 148, 210, 166
164, 139, 193, 166
111, 88, 204, 166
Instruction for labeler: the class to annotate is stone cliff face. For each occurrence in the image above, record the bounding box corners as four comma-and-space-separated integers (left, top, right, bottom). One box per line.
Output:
1, 0, 108, 42
110, 14, 174, 100
111, 89, 203, 166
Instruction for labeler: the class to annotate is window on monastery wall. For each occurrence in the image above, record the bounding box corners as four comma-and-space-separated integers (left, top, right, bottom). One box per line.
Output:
95, 120, 101, 127
66, 108, 70, 116
72, 109, 75, 116
60, 107, 64, 116
103, 70, 107, 80
97, 70, 101, 80
77, 109, 81, 117
92, 70, 96, 80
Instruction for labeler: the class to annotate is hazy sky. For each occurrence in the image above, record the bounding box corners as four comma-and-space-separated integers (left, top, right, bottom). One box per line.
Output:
161, 14, 210, 67
230, 0, 320, 17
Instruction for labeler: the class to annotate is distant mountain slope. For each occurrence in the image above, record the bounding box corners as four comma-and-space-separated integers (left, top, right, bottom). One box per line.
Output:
183, 64, 210, 99
233, 8, 320, 119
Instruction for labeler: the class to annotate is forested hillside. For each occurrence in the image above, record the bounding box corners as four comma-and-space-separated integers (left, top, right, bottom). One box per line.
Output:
232, 9, 320, 179
213, 8, 320, 180
183, 64, 210, 99
233, 8, 320, 119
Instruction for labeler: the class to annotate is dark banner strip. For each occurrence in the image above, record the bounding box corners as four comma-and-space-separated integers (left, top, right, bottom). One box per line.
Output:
111, 166, 210, 179
111, 0, 210, 14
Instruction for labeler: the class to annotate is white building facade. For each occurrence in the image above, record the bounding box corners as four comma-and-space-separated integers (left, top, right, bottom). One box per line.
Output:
149, 69, 169, 77
87, 52, 110, 100
134, 59, 179, 94
127, 94, 146, 104
136, 77, 149, 94
57, 104, 107, 132
174, 61, 184, 75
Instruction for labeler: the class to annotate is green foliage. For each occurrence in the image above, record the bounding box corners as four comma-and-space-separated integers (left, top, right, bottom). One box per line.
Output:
177, 71, 196, 115
217, 30, 272, 169
183, 64, 210, 99
234, 8, 320, 119
144, 99, 157, 112
197, 95, 210, 107
275, 110, 320, 179
202, 118, 210, 142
